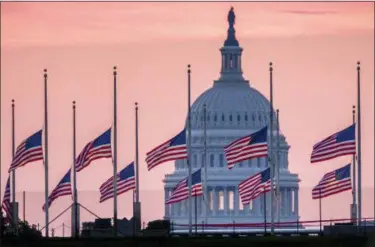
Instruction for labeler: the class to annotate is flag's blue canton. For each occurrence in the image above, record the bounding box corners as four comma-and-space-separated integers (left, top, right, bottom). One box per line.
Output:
249, 126, 267, 145
170, 130, 186, 146
184, 168, 202, 187
119, 162, 135, 179
335, 164, 351, 180
260, 167, 271, 182
92, 128, 111, 147
336, 124, 355, 142
59, 169, 72, 183
99, 162, 136, 203
25, 130, 43, 149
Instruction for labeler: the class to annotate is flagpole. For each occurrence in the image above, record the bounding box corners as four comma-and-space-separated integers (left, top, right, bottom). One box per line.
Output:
113, 66, 118, 236
263, 189, 267, 235
195, 194, 197, 235
276, 109, 280, 225
72, 101, 79, 238
351, 105, 357, 223
43, 69, 49, 238
269, 62, 275, 234
319, 188, 322, 235
187, 64, 193, 236
356, 61, 362, 225
11, 99, 17, 230
203, 104, 208, 225
135, 102, 141, 234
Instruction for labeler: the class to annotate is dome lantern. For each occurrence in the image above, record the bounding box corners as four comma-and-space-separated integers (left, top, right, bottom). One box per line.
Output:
217, 7, 247, 84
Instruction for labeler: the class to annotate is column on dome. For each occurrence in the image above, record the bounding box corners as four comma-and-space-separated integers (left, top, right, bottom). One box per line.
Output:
286, 188, 291, 216
234, 187, 239, 215
281, 188, 286, 217
213, 187, 218, 215
224, 187, 229, 215
295, 188, 299, 216
164, 188, 170, 217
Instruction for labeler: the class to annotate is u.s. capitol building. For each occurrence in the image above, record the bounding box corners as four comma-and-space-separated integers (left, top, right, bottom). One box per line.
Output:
163, 8, 300, 226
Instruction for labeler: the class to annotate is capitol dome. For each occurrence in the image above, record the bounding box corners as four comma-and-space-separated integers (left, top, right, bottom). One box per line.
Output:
163, 7, 300, 228
191, 83, 276, 130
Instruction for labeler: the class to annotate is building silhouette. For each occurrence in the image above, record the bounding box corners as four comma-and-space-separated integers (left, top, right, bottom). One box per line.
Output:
163, 8, 300, 226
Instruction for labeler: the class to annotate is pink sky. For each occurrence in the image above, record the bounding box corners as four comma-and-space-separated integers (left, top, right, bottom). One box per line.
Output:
1, 2, 374, 235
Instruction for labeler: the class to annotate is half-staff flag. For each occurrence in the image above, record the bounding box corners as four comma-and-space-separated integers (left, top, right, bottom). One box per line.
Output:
238, 167, 271, 205
166, 169, 202, 204
146, 129, 187, 171
312, 164, 352, 199
1, 176, 12, 224
8, 129, 44, 172
76, 128, 112, 172
311, 124, 356, 163
43, 169, 72, 211
99, 162, 136, 203
224, 126, 268, 169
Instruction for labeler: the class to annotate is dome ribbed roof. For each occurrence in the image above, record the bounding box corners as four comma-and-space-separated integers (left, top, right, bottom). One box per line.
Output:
189, 82, 277, 130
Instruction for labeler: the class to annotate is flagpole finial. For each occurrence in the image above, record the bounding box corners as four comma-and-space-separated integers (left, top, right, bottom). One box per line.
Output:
113, 66, 117, 75
352, 105, 355, 113
187, 64, 191, 73
357, 61, 360, 70
135, 102, 138, 109
12, 99, 14, 105
73, 101, 76, 109
44, 69, 47, 77
269, 62, 273, 71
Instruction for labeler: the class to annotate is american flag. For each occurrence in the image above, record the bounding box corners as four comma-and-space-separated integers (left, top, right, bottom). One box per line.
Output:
76, 128, 112, 172
166, 169, 202, 205
312, 164, 352, 200
146, 129, 187, 171
99, 162, 136, 203
43, 169, 72, 211
1, 176, 12, 224
238, 168, 271, 205
311, 124, 356, 163
224, 126, 268, 169
8, 129, 44, 172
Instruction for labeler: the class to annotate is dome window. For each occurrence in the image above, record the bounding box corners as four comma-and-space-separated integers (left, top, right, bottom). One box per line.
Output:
219, 154, 224, 167
207, 115, 210, 122
237, 114, 241, 122
214, 114, 217, 122
258, 114, 262, 122
222, 114, 225, 122
229, 114, 233, 122
252, 113, 255, 121
245, 114, 248, 121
